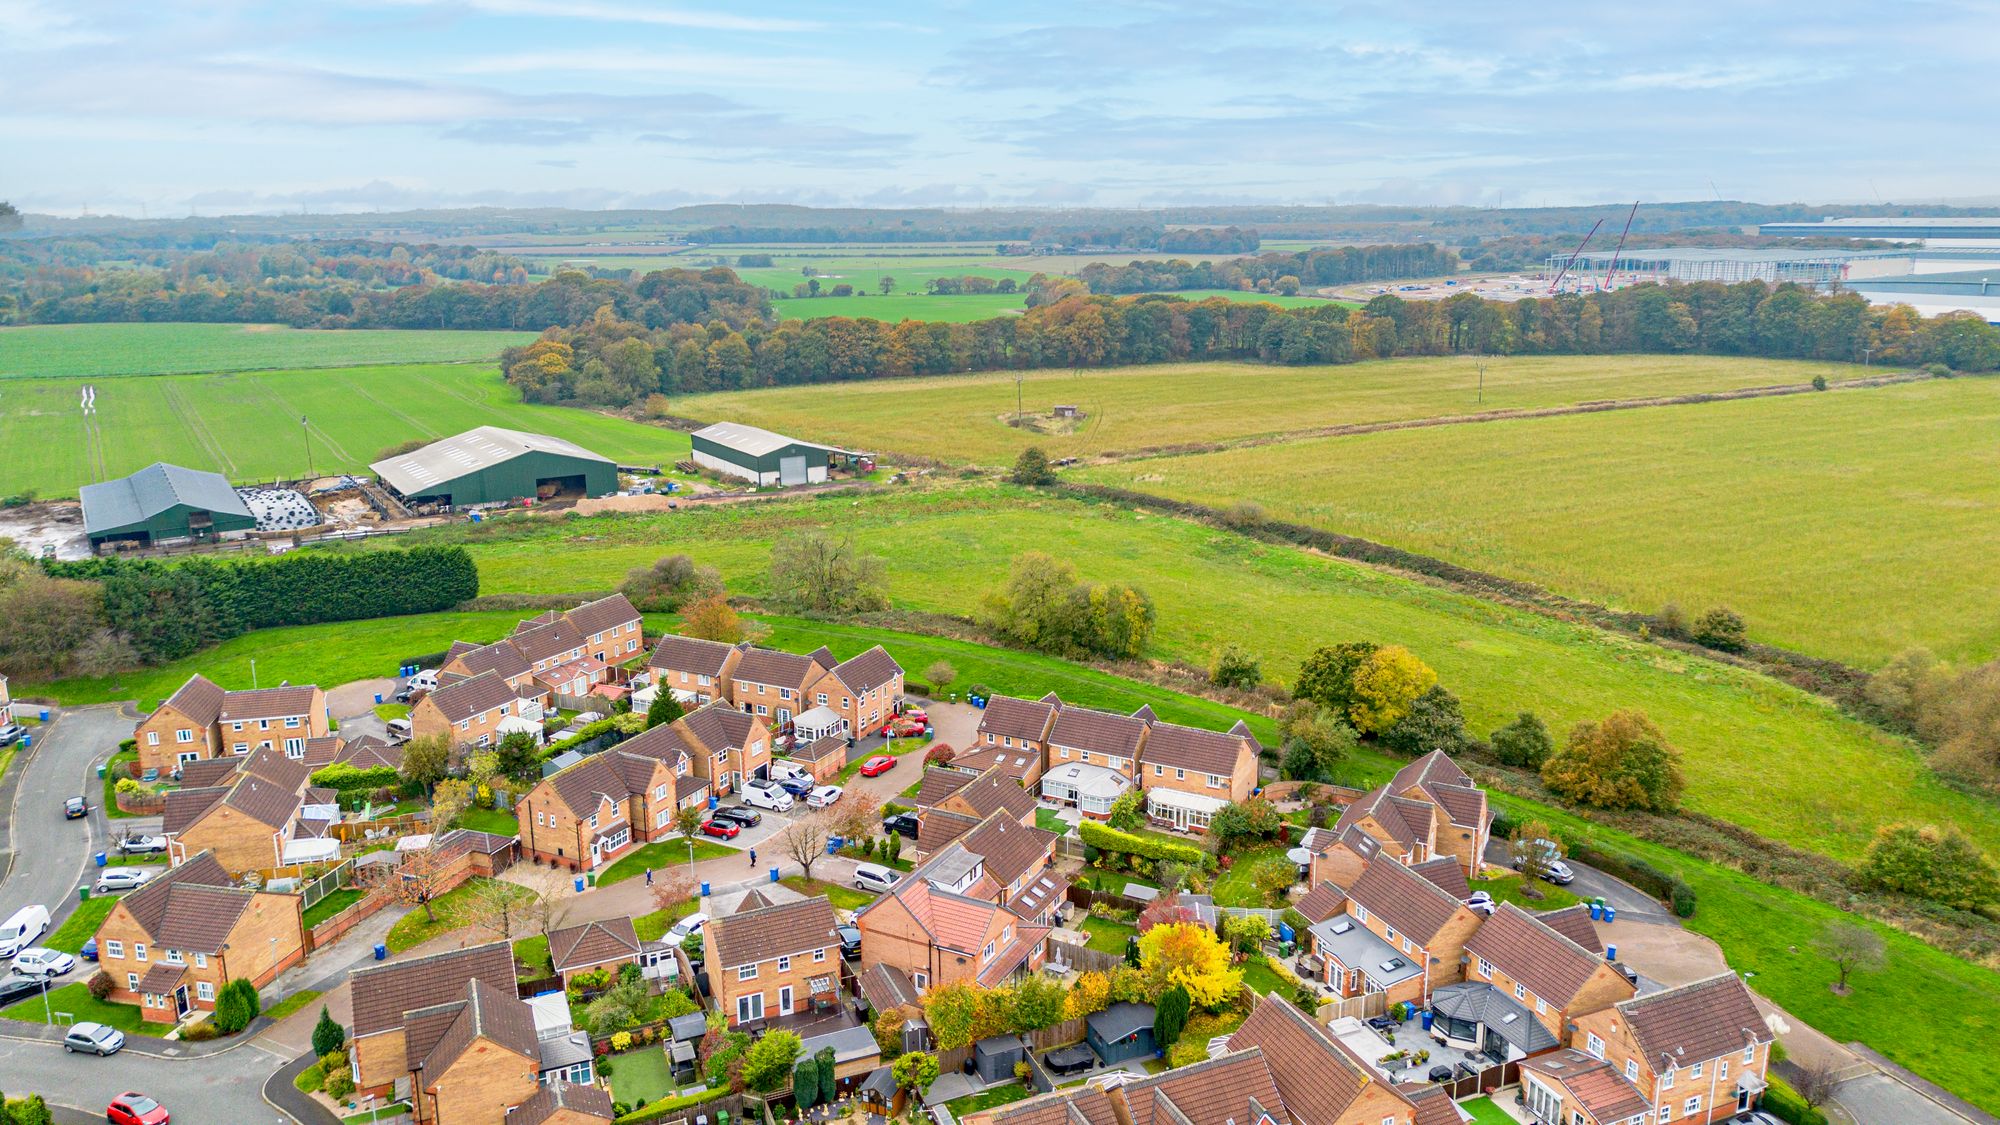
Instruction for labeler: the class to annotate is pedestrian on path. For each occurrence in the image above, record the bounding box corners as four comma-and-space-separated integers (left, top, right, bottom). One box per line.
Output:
645, 867, 653, 886
750, 847, 757, 867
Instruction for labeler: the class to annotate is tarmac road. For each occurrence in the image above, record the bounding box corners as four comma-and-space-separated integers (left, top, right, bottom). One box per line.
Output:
0, 705, 134, 929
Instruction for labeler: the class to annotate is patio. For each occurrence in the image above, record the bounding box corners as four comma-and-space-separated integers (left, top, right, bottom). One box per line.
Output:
1325, 1010, 1508, 1088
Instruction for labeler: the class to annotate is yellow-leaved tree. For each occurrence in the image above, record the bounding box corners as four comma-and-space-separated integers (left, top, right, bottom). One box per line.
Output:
1065, 971, 1111, 1021
1348, 644, 1437, 734
1136, 923, 1241, 1010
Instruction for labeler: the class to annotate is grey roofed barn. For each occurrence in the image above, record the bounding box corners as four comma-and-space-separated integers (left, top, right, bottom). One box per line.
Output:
81, 462, 257, 544
370, 426, 615, 506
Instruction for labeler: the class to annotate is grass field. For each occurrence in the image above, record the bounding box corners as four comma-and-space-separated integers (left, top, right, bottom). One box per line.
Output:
1076, 376, 2000, 667
673, 354, 1861, 467
0, 361, 691, 498
47, 896, 119, 953
771, 291, 1027, 322
0, 323, 531, 378
419, 483, 1999, 864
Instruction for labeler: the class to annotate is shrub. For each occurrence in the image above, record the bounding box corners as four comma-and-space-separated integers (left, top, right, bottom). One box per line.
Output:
1208, 644, 1263, 690
1167, 1038, 1209, 1067
1811, 374, 1828, 391
294, 1061, 328, 1094
1541, 710, 1686, 813
1078, 820, 1213, 870
114, 777, 143, 796
1489, 712, 1554, 769
1011, 447, 1057, 486
924, 660, 957, 691
88, 970, 114, 1001
324, 1070, 357, 1101
212, 978, 259, 1034
1692, 606, 1748, 651
1926, 362, 1953, 378
180, 1022, 220, 1041
1860, 823, 2000, 910
319, 1049, 349, 1075
310, 763, 401, 793
1380, 684, 1468, 757
1221, 500, 1266, 528
1654, 603, 1690, 640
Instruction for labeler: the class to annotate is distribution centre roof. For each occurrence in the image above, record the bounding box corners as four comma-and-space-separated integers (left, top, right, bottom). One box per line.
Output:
370, 426, 612, 495
80, 462, 254, 536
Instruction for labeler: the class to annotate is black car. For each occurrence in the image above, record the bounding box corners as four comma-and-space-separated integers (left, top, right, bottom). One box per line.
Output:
835, 924, 861, 959
64, 796, 89, 819
711, 805, 762, 829
0, 974, 48, 1008
882, 813, 920, 839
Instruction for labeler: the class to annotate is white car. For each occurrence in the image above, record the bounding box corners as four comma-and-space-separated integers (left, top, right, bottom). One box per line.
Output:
742, 779, 795, 812
95, 869, 155, 894
667, 912, 709, 944
11, 948, 77, 978
853, 863, 899, 894
118, 835, 168, 855
63, 1021, 125, 1056
806, 785, 843, 809
1465, 890, 1495, 916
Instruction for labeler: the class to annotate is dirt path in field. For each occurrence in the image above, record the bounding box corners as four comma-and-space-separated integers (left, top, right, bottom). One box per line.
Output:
1081, 369, 1935, 465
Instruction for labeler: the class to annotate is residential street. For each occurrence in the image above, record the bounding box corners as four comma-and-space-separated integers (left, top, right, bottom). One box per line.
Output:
0, 1032, 294, 1124
0, 705, 133, 928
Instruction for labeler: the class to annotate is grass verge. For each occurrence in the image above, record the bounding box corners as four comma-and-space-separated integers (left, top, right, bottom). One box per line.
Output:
0, 982, 151, 1034
384, 877, 535, 953
780, 875, 874, 913
263, 989, 324, 1022
600, 840, 737, 886
46, 897, 119, 953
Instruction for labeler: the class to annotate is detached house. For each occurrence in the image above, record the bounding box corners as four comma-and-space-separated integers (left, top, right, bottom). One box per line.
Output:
704, 893, 843, 1027
441, 638, 541, 695
558, 593, 645, 664
1306, 852, 1482, 1007
134, 675, 330, 775
516, 748, 706, 870
1520, 1049, 1656, 1125
349, 941, 545, 1125
1387, 750, 1491, 879
163, 751, 322, 876
809, 645, 905, 738
414, 670, 524, 748
964, 693, 1060, 786
509, 1082, 616, 1125
1571, 974, 1774, 1124
93, 851, 306, 1023
1132, 708, 1261, 831
909, 764, 1038, 853
1038, 703, 1146, 818
646, 635, 746, 707
673, 703, 774, 795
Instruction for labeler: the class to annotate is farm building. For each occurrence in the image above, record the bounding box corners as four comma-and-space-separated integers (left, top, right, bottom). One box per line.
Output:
369, 426, 616, 509
691, 422, 865, 486
81, 462, 258, 551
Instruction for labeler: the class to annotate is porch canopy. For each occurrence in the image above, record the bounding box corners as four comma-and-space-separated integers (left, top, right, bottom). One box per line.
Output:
793, 705, 846, 742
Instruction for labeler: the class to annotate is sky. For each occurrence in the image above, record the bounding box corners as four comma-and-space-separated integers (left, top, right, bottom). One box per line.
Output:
5, 0, 1998, 216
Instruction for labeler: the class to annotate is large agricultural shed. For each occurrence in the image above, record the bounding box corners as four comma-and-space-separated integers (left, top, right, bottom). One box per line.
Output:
691, 422, 851, 486
370, 425, 617, 509
81, 461, 258, 551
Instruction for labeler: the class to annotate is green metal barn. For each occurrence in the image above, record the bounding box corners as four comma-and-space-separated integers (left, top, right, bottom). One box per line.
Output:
370, 426, 617, 509
690, 422, 842, 486
81, 462, 258, 551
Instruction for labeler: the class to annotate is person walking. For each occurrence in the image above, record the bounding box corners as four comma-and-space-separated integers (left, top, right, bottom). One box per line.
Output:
645, 867, 653, 886
749, 846, 758, 867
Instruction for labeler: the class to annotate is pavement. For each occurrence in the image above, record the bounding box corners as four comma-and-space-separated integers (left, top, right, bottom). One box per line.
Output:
0, 704, 135, 931
0, 1028, 296, 1124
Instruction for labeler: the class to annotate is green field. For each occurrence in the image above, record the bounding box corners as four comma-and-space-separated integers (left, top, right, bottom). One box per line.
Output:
771, 292, 1027, 322
0, 323, 532, 378
394, 484, 2000, 864
0, 362, 691, 498
675, 354, 1864, 466
1076, 376, 2000, 668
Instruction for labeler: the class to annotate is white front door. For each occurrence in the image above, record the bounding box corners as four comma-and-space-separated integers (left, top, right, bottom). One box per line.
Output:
779, 986, 793, 1015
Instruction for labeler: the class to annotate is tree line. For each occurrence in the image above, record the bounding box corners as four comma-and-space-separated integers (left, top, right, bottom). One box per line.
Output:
1077, 243, 1458, 294
688, 222, 1259, 253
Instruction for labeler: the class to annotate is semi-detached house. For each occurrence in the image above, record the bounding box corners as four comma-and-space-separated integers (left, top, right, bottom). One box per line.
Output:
162, 749, 328, 876
1459, 902, 1636, 1048
1307, 852, 1482, 1008
704, 892, 843, 1027
516, 746, 708, 871
646, 636, 746, 707
133, 674, 329, 775
414, 670, 524, 748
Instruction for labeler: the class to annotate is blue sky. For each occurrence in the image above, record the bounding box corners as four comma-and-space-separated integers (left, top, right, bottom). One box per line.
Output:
6, 0, 1995, 216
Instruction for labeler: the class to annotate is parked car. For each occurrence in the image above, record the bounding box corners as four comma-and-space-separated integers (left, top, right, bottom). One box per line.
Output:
392, 685, 422, 705
118, 835, 167, 855
700, 818, 741, 840
107, 1092, 170, 1125
835, 923, 862, 959
0, 906, 51, 959
853, 863, 899, 894
11, 948, 78, 978
63, 1021, 125, 1056
81, 937, 98, 962
95, 869, 155, 894
1731, 1114, 1783, 1125
667, 913, 709, 944
0, 724, 25, 748
1540, 859, 1576, 885
806, 785, 843, 809
64, 795, 88, 819
898, 707, 928, 723
405, 669, 440, 692
1465, 890, 1495, 916
1614, 961, 1640, 986
882, 813, 920, 839
0, 973, 48, 1007
384, 718, 414, 744
741, 779, 795, 811
858, 755, 898, 778
710, 805, 762, 828
777, 774, 816, 798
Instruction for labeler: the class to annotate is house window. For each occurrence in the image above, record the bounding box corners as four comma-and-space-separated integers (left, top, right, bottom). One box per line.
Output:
913, 971, 929, 989
1662, 1068, 1675, 1089
813, 949, 826, 962
655, 785, 667, 800
780, 689, 792, 700
127, 972, 140, 990
1657, 1109, 1670, 1125
777, 956, 790, 972
1626, 1059, 1639, 1081
1059, 747, 1070, 759
259, 719, 270, 730
135, 943, 148, 962
1718, 1060, 1729, 1081
737, 994, 763, 1023
176, 729, 194, 743
1514, 982, 1527, 1000
1536, 999, 1547, 1015
165, 949, 184, 965
197, 981, 214, 1001
232, 722, 243, 732
1384, 926, 1397, 943
106, 941, 124, 959
1153, 764, 1164, 776
1683, 1097, 1700, 1117
1175, 768, 1186, 780
588, 813, 599, 829
285, 716, 301, 728
1586, 1033, 1604, 1059
195, 953, 207, 968
698, 674, 712, 686
459, 720, 469, 732
983, 942, 996, 962
1354, 904, 1368, 923
1744, 1044, 1756, 1064
1207, 774, 1223, 789
499, 703, 509, 716
476, 733, 491, 747
817, 693, 829, 706
738, 964, 759, 981
147, 731, 160, 746
655, 809, 669, 828
233, 743, 248, 754
1476, 958, 1492, 978
1691, 1062, 1703, 1079
757, 705, 768, 716
285, 737, 305, 757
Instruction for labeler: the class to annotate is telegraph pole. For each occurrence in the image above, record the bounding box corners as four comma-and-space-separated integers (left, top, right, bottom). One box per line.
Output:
302, 415, 315, 479
1477, 361, 1486, 404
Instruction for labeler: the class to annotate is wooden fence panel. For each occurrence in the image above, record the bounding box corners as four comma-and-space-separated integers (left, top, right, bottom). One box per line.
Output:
1047, 936, 1125, 975
1314, 991, 1388, 1023
1027, 1019, 1085, 1050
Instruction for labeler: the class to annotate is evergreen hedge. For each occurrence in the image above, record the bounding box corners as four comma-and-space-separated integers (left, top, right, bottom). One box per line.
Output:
1078, 820, 1213, 871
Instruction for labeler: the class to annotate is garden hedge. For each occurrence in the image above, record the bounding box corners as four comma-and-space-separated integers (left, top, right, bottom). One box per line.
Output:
1078, 820, 1214, 870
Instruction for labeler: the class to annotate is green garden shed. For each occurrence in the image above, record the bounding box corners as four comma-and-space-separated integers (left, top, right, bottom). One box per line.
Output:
370, 425, 617, 509
81, 462, 258, 551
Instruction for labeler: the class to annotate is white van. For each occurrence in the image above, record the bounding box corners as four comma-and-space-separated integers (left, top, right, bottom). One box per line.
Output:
0, 906, 50, 959
407, 669, 440, 692
742, 779, 795, 812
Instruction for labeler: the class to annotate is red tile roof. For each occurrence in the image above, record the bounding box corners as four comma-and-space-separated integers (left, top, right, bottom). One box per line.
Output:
707, 895, 839, 969
1122, 1048, 1291, 1125
426, 669, 518, 724
548, 917, 642, 973
976, 695, 1058, 744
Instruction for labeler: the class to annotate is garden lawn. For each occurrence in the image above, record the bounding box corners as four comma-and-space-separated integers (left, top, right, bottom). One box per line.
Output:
1036, 809, 1068, 834
944, 1083, 1037, 1116
1209, 844, 1292, 908
0, 982, 151, 1034
263, 989, 324, 1022
1469, 873, 1580, 912
46, 896, 119, 953
301, 889, 366, 930
1456, 1096, 1516, 1125
385, 877, 535, 952
1080, 916, 1136, 956
1077, 376, 2000, 668
458, 807, 521, 836
101, 748, 139, 818
373, 703, 410, 722
780, 875, 874, 912
1239, 955, 1295, 998
607, 1046, 677, 1107
600, 840, 736, 885
674, 354, 1862, 469
635, 899, 701, 942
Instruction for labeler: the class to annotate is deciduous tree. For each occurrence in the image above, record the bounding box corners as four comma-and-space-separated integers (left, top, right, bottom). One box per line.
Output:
769, 531, 889, 614
892, 1051, 940, 1094
1347, 645, 1437, 734
1490, 712, 1554, 769
399, 733, 452, 794
776, 807, 836, 881
1136, 922, 1241, 1009
1814, 922, 1885, 995
1860, 823, 2000, 910
680, 594, 746, 643
1541, 710, 1685, 813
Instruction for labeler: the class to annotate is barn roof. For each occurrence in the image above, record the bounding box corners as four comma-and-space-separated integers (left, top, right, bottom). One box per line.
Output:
371, 426, 610, 495
81, 462, 254, 536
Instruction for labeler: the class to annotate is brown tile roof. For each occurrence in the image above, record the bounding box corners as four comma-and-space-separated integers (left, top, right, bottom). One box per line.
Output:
566, 593, 641, 639
917, 809, 980, 853
831, 645, 902, 692
218, 684, 320, 723
450, 639, 534, 682
989, 1086, 1120, 1125
413, 977, 539, 1081
1425, 783, 1487, 831
1229, 993, 1394, 1125
176, 759, 241, 789
161, 786, 231, 836
239, 746, 312, 791
948, 744, 1041, 782
548, 917, 642, 973
945, 767, 1037, 822
158, 673, 226, 726
1333, 786, 1433, 852
706, 895, 839, 969
1616, 972, 1770, 1070
735, 889, 775, 912
976, 925, 1049, 986
1466, 903, 1612, 1007
1410, 857, 1470, 899
617, 722, 698, 766
437, 827, 518, 854
1295, 883, 1348, 924
350, 940, 516, 1038
338, 735, 405, 771
1536, 905, 1605, 955
1122, 1048, 1291, 1125
300, 736, 344, 769
793, 734, 847, 763
1403, 1086, 1461, 1125
732, 647, 822, 689
137, 963, 189, 995
677, 703, 760, 756
118, 851, 256, 953
675, 775, 710, 805
648, 634, 742, 677
1347, 852, 1465, 945
856, 963, 921, 1014
1047, 705, 1147, 758
1390, 750, 1472, 794
223, 773, 306, 830
1006, 869, 1070, 922
511, 619, 587, 665
957, 813, 1056, 888
426, 670, 518, 724
543, 751, 661, 818
1522, 1050, 1652, 1122
976, 695, 1059, 744
911, 769, 974, 809
511, 1081, 616, 1124
1137, 719, 1255, 778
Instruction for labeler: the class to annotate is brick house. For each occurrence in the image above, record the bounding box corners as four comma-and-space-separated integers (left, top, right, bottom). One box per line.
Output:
559, 593, 645, 664
133, 675, 226, 774
93, 851, 305, 1023
1324, 785, 1440, 872
807, 645, 905, 738
133, 675, 330, 775
1044, 703, 1146, 780
1571, 974, 1774, 1123
1387, 750, 1492, 879
350, 942, 521, 1103
413, 670, 523, 748
911, 765, 1037, 830
1133, 708, 1260, 832
704, 894, 843, 1027
729, 646, 836, 731
509, 1082, 616, 1125
509, 617, 590, 675
1113, 1049, 1291, 1125
441, 638, 540, 693
1520, 1048, 1656, 1125
967, 693, 1060, 786
516, 749, 705, 871
1227, 992, 1424, 1125
546, 916, 643, 986
162, 755, 316, 876
402, 976, 539, 1125
1305, 852, 1483, 1007
673, 703, 774, 794
645, 635, 746, 708
1461, 903, 1636, 1046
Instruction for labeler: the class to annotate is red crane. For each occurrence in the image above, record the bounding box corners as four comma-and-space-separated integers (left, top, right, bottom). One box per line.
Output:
1548, 218, 1604, 293
1598, 202, 1640, 291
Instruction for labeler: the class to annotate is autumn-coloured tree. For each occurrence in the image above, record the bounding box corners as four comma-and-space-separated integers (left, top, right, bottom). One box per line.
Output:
1347, 645, 1437, 734
829, 789, 885, 843
1064, 971, 1111, 1020
681, 595, 745, 643
1136, 922, 1242, 1009
1541, 710, 1686, 813
922, 982, 981, 1050
650, 868, 697, 917
429, 778, 474, 830
1136, 896, 1200, 933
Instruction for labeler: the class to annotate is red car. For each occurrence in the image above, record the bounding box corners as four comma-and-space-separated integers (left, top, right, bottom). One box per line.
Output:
700, 819, 741, 839
107, 1093, 169, 1125
858, 755, 898, 777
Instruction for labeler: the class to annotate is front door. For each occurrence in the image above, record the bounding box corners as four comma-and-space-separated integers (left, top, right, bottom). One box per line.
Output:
779, 986, 793, 1016
1737, 1090, 1751, 1111
173, 986, 190, 1018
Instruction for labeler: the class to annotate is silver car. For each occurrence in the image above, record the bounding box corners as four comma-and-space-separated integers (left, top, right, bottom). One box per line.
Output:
63, 1021, 126, 1056
95, 869, 155, 894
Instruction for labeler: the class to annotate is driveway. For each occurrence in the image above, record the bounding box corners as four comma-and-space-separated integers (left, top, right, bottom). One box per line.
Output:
1480, 837, 1674, 925
0, 704, 134, 927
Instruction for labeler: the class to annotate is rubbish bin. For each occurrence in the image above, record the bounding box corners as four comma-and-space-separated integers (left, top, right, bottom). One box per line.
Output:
1603, 905, 1617, 923
708, 795, 718, 810
94, 852, 107, 867
574, 876, 586, 893
77, 886, 90, 902
374, 943, 388, 961
1589, 902, 1603, 921
374, 693, 383, 705
768, 867, 779, 883
39, 708, 50, 722
1607, 944, 1618, 962
1420, 1010, 1433, 1031
701, 881, 711, 897
826, 838, 842, 856
96, 765, 107, 779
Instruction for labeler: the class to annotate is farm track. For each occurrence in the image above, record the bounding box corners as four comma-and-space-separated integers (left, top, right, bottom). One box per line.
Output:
161, 382, 236, 475
347, 382, 443, 441
1084, 370, 1936, 465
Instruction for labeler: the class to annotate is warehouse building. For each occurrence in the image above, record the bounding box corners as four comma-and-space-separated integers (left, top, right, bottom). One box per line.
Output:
81, 462, 258, 552
1841, 269, 2000, 322
691, 422, 856, 486
370, 426, 617, 510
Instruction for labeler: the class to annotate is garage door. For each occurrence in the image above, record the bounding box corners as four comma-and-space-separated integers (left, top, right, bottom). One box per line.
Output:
779, 455, 807, 486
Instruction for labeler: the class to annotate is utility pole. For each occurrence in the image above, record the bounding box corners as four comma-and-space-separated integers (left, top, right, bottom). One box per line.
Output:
1862, 347, 1873, 367
302, 415, 315, 479
1477, 361, 1486, 404
1016, 375, 1024, 424
251, 658, 258, 689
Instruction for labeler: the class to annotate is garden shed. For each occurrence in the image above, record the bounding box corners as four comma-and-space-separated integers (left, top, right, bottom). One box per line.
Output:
972, 1033, 1030, 1084
1086, 1002, 1157, 1065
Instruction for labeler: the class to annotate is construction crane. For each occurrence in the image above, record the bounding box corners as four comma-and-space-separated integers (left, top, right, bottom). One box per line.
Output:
1547, 218, 1605, 294
1598, 202, 1640, 291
